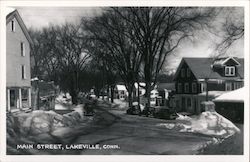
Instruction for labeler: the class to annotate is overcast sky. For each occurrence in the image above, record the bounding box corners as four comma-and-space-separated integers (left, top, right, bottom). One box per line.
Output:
15, 7, 244, 71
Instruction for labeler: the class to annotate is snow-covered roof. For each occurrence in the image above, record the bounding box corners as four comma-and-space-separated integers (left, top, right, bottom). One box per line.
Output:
116, 85, 127, 91
134, 82, 146, 89
31, 77, 39, 81
198, 91, 226, 98
213, 87, 244, 103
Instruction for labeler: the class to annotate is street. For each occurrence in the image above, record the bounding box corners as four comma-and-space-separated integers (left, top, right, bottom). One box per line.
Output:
70, 107, 215, 155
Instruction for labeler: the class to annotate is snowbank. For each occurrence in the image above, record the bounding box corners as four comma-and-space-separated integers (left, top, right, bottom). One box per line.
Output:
55, 93, 72, 105
8, 105, 87, 136
157, 111, 240, 138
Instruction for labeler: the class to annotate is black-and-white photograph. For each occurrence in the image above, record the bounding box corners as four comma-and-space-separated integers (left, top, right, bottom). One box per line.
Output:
4, 4, 246, 157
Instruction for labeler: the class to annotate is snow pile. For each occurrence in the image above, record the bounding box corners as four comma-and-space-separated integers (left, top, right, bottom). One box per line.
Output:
55, 93, 72, 105
157, 111, 240, 138
110, 99, 128, 110
9, 106, 87, 136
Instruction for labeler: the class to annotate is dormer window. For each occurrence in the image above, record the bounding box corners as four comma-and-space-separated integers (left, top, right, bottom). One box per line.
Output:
11, 20, 15, 32
225, 66, 235, 76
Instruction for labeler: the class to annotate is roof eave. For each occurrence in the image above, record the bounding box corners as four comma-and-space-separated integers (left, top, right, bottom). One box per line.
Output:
6, 10, 34, 45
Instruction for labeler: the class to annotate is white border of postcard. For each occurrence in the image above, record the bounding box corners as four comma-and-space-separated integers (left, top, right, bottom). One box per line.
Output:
0, 0, 249, 162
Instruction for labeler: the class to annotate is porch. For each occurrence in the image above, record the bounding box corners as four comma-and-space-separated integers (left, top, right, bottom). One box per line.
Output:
6, 87, 31, 112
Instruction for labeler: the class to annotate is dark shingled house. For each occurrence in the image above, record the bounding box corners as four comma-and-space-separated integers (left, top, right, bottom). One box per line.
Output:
173, 57, 244, 114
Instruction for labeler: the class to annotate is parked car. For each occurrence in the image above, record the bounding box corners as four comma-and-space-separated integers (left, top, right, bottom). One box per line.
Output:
153, 106, 170, 119
126, 106, 143, 115
141, 106, 155, 116
84, 102, 95, 116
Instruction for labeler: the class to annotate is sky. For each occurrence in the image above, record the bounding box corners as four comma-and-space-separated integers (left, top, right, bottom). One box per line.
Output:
14, 7, 244, 71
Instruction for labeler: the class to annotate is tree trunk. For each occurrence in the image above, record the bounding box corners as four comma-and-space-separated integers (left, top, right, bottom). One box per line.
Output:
127, 84, 134, 108
70, 91, 78, 105
145, 81, 151, 116
111, 85, 114, 103
128, 91, 133, 108
137, 81, 141, 114
107, 85, 110, 102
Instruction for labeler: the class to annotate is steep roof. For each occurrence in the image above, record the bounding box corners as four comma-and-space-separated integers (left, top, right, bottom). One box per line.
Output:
174, 57, 244, 80
6, 9, 33, 45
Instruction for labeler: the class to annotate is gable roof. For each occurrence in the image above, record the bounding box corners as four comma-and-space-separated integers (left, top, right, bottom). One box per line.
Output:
174, 57, 244, 81
6, 9, 33, 45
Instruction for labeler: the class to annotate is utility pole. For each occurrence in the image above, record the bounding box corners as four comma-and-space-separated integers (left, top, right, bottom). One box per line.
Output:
205, 78, 208, 101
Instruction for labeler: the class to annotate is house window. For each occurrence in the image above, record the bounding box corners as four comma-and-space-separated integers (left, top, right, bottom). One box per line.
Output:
187, 69, 191, 77
177, 83, 182, 93
225, 82, 232, 91
21, 65, 26, 79
181, 69, 185, 77
21, 42, 25, 56
192, 83, 197, 93
201, 83, 207, 92
11, 20, 15, 32
184, 83, 189, 93
225, 66, 235, 76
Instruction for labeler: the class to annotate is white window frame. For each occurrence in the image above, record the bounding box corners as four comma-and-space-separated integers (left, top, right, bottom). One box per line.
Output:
21, 65, 26, 79
21, 42, 25, 56
192, 82, 197, 93
184, 83, 189, 93
177, 83, 182, 93
11, 20, 15, 32
225, 66, 235, 76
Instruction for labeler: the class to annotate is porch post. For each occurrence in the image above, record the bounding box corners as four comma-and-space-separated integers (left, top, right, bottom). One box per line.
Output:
19, 88, 22, 109
28, 88, 31, 107
7, 89, 10, 111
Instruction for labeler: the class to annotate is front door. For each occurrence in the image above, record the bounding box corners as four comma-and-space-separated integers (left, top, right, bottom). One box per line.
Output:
181, 97, 186, 112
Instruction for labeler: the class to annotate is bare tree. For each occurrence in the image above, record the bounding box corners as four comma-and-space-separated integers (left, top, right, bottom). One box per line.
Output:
213, 7, 244, 57
53, 23, 91, 104
113, 7, 216, 113
30, 23, 91, 105
83, 10, 143, 107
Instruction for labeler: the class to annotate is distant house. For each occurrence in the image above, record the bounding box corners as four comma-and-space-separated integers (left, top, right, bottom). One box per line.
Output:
213, 87, 244, 123
156, 83, 175, 107
173, 57, 244, 114
134, 82, 159, 106
115, 84, 127, 100
6, 9, 33, 112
